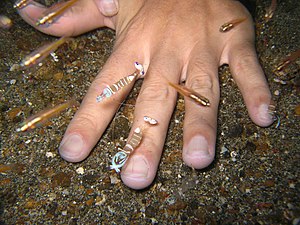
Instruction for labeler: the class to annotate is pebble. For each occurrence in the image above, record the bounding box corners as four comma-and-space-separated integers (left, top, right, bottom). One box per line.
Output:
53, 72, 64, 81
0, 163, 25, 174
76, 167, 85, 175
288, 181, 296, 189
24, 199, 39, 209
230, 151, 238, 162
9, 79, 17, 85
62, 189, 70, 196
46, 152, 55, 158
220, 146, 229, 154
295, 105, 300, 116
263, 179, 275, 187
0, 178, 11, 186
110, 175, 119, 184
48, 193, 56, 201
51, 172, 72, 188
293, 218, 300, 225
9, 63, 20, 71
167, 200, 187, 211
0, 164, 13, 173
86, 198, 94, 206
95, 195, 106, 206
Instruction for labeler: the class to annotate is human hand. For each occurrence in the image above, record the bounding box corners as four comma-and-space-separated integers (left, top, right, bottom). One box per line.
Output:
17, 0, 274, 189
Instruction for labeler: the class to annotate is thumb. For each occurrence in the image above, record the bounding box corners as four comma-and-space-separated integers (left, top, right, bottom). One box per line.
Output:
17, 0, 115, 37
94, 0, 119, 17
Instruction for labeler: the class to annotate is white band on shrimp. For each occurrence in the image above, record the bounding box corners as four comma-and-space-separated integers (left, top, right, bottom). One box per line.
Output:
96, 62, 145, 103
143, 116, 158, 125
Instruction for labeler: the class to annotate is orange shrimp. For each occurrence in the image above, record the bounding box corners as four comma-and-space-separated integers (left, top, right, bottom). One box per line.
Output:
36, 0, 80, 26
275, 49, 300, 72
14, 0, 33, 9
20, 36, 71, 68
17, 99, 79, 132
219, 18, 247, 33
168, 82, 210, 107
265, 0, 277, 21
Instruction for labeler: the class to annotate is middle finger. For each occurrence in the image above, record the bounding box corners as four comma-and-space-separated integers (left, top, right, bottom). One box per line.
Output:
120, 52, 182, 189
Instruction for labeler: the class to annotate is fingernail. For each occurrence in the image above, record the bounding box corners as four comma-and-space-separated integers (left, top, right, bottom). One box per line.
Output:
185, 135, 211, 158
96, 0, 118, 16
59, 134, 84, 159
258, 103, 276, 124
122, 155, 149, 179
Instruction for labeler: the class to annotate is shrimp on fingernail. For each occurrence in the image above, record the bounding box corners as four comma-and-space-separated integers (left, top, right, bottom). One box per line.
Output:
110, 115, 158, 173
110, 127, 143, 173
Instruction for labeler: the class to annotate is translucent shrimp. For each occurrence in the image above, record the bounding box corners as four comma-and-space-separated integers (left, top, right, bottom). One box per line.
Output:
96, 62, 145, 103
168, 82, 210, 107
219, 18, 247, 33
14, 0, 33, 9
275, 49, 300, 72
110, 127, 143, 173
110, 116, 158, 173
16, 99, 79, 132
264, 0, 277, 21
36, 0, 80, 26
20, 36, 71, 68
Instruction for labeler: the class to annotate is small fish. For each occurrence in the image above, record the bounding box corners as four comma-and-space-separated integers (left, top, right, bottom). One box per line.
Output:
0, 15, 12, 29
219, 18, 247, 33
16, 99, 79, 132
168, 82, 210, 106
96, 62, 145, 102
275, 49, 300, 72
14, 0, 33, 9
20, 36, 71, 68
36, 0, 80, 26
264, 0, 277, 21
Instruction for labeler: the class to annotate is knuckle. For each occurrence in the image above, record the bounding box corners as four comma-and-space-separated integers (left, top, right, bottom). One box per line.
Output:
71, 110, 100, 132
187, 72, 215, 91
136, 81, 172, 104
234, 52, 257, 72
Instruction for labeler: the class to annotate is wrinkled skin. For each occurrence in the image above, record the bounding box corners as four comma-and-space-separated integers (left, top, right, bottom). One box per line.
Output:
18, 0, 274, 189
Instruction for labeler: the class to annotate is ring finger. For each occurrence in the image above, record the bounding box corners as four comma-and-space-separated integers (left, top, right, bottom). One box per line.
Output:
182, 46, 220, 169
